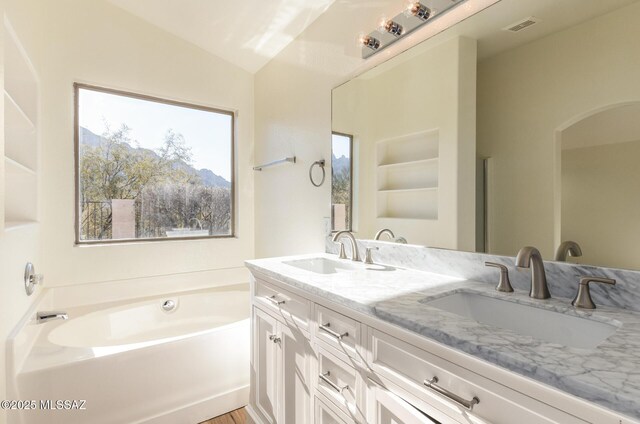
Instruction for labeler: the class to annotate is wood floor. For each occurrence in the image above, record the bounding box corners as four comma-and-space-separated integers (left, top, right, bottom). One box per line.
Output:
199, 407, 249, 424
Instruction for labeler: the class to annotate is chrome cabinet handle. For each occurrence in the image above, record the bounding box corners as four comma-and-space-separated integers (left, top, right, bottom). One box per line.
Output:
319, 323, 348, 340
268, 334, 281, 344
319, 371, 348, 393
265, 295, 285, 306
423, 377, 480, 411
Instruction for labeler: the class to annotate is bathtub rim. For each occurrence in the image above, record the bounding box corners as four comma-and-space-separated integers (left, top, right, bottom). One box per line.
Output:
13, 284, 249, 375
47, 288, 249, 349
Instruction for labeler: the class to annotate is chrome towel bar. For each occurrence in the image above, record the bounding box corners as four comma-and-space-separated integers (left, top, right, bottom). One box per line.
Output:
253, 156, 296, 171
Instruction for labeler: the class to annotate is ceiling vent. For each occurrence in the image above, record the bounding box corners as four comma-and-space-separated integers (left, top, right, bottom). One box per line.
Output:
503, 17, 539, 33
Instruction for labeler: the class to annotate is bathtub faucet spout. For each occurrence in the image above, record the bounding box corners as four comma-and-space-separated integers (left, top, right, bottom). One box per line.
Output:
36, 311, 68, 324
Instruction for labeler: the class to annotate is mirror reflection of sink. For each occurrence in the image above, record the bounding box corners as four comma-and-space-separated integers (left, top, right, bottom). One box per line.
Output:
423, 292, 618, 349
283, 258, 361, 274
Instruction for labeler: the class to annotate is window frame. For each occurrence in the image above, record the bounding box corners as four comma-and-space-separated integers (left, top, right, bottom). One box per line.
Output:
73, 82, 236, 245
331, 131, 354, 233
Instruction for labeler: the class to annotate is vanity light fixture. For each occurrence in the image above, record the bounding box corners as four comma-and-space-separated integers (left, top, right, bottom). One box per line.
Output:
361, 35, 381, 50
360, 0, 500, 59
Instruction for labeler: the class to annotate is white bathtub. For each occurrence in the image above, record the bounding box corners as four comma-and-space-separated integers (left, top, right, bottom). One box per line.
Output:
11, 286, 250, 424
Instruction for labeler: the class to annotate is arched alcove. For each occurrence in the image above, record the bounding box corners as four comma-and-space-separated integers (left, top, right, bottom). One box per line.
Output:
554, 102, 640, 268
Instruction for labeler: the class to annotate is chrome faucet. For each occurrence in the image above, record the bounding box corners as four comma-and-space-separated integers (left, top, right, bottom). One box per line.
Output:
375, 228, 407, 244
515, 246, 551, 299
554, 241, 583, 262
332, 231, 361, 262
36, 311, 68, 324
375, 229, 395, 241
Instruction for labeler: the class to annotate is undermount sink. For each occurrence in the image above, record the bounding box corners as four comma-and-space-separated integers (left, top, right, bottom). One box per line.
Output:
424, 292, 618, 349
283, 258, 360, 274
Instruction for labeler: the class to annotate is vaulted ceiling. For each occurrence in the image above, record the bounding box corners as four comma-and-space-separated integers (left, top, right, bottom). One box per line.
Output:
107, 0, 336, 73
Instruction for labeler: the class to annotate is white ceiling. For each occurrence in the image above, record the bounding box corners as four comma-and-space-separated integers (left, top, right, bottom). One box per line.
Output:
108, 0, 639, 75
107, 0, 336, 73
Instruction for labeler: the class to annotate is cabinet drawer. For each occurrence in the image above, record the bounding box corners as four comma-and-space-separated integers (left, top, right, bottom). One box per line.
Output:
368, 329, 588, 424
254, 279, 311, 332
315, 395, 356, 424
315, 305, 361, 361
367, 378, 441, 424
316, 345, 365, 422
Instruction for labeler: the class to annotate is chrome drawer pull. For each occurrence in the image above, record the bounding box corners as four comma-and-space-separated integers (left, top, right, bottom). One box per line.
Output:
265, 295, 285, 306
423, 377, 480, 411
319, 323, 348, 340
319, 371, 348, 393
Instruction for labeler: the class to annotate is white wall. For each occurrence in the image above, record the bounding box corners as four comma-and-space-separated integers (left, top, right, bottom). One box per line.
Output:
0, 0, 44, 416
0, 2, 255, 410
332, 37, 477, 249
7, 0, 255, 288
254, 0, 494, 258
477, 1, 640, 259
562, 139, 640, 270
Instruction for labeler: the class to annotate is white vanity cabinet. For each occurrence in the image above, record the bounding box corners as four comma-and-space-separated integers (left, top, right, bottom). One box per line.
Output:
251, 281, 313, 424
248, 273, 633, 424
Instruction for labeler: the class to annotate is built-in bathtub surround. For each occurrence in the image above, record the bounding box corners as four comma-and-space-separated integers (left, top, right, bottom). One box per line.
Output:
8, 285, 250, 424
326, 238, 640, 312
246, 254, 640, 420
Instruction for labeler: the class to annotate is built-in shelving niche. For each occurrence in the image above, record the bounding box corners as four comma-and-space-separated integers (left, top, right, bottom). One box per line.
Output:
3, 17, 39, 232
376, 130, 439, 220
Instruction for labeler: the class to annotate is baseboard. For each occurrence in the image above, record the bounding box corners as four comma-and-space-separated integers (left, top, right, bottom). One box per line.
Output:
137, 385, 250, 424
245, 405, 263, 424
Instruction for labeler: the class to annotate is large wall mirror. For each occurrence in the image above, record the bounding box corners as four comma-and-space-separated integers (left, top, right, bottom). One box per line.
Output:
332, 0, 640, 270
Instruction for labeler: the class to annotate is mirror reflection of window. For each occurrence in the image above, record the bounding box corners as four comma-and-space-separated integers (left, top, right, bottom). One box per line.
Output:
331, 133, 353, 231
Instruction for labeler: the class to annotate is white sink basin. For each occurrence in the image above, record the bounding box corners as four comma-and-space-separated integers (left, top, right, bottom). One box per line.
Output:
425, 292, 618, 349
283, 258, 360, 274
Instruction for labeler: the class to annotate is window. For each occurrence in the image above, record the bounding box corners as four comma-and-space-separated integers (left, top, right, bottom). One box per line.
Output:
75, 84, 234, 243
331, 132, 353, 231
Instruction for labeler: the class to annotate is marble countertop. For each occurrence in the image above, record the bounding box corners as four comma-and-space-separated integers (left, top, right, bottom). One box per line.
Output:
246, 253, 640, 420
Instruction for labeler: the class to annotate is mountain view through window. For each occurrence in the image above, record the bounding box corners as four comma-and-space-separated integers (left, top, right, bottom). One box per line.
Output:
76, 85, 234, 242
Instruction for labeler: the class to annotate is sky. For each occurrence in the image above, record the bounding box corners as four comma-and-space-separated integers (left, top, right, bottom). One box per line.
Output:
332, 133, 351, 159
78, 88, 232, 181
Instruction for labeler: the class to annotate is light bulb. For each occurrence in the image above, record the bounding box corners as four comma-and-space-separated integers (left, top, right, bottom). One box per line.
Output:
406, 1, 431, 21
361, 35, 381, 51
382, 20, 403, 37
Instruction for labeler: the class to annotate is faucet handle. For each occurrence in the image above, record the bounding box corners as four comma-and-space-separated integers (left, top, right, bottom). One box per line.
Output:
485, 262, 514, 293
364, 247, 379, 264
571, 276, 616, 309
335, 241, 347, 259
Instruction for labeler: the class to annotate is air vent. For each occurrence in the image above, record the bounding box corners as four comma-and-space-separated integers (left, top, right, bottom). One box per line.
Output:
503, 17, 539, 33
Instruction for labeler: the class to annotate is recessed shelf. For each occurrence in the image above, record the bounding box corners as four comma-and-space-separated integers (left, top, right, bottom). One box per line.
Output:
5, 91, 35, 130
377, 215, 438, 221
378, 187, 438, 194
4, 17, 38, 124
5, 156, 36, 176
3, 18, 39, 228
5, 220, 37, 231
377, 157, 439, 169
377, 189, 438, 220
377, 129, 439, 165
376, 129, 440, 221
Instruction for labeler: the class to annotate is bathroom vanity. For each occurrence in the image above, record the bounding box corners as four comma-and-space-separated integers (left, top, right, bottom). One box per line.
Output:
245, 254, 640, 424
